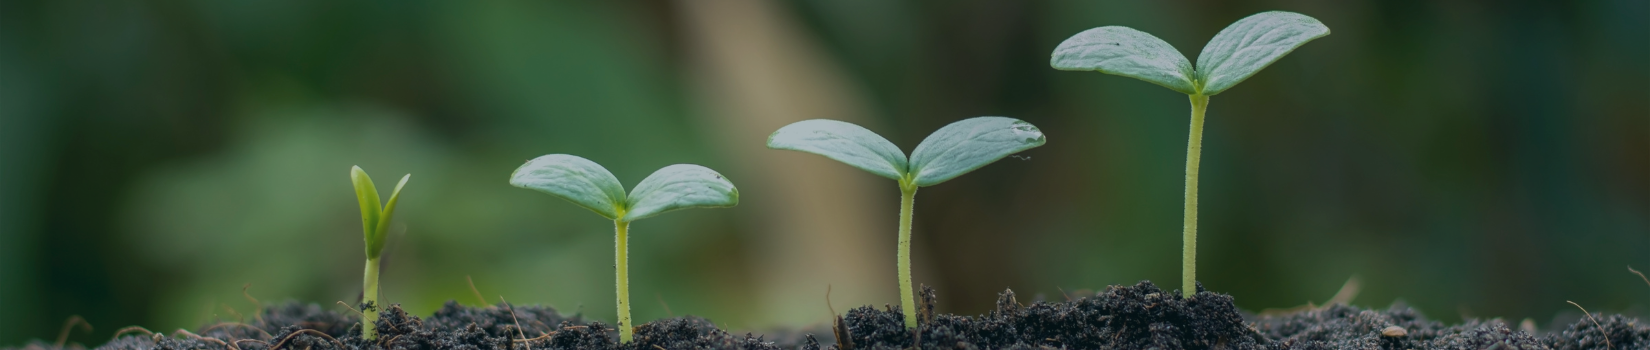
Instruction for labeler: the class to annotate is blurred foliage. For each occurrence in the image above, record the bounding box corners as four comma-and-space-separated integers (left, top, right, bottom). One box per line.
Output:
1, 0, 1645, 344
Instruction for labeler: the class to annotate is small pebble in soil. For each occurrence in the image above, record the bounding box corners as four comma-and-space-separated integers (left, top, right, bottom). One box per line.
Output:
1382, 325, 1408, 337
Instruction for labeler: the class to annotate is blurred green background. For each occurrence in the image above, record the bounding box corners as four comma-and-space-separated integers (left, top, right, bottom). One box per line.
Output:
2, 0, 1646, 344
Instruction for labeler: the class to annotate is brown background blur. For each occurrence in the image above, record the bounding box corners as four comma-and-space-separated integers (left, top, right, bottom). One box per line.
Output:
2, 0, 1646, 344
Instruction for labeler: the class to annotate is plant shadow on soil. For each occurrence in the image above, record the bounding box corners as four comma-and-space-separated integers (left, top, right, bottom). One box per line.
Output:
13, 281, 1647, 350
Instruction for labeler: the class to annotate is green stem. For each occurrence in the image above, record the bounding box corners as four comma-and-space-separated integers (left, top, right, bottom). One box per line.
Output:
362, 257, 381, 340
1182, 94, 1209, 298
897, 181, 918, 329
614, 219, 633, 343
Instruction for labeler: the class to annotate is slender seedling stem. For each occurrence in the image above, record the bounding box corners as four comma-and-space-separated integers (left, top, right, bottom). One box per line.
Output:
1629, 266, 1650, 290
241, 284, 262, 324
614, 219, 633, 343
55, 315, 90, 349
1567, 300, 1613, 350
1182, 94, 1209, 298
897, 181, 919, 329
335, 301, 362, 315
501, 296, 532, 350
362, 257, 381, 340
467, 275, 489, 307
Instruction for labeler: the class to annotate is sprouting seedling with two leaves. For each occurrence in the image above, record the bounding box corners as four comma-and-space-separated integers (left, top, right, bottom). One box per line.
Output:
349, 166, 410, 341
1051, 11, 1329, 297
768, 116, 1046, 329
509, 155, 738, 343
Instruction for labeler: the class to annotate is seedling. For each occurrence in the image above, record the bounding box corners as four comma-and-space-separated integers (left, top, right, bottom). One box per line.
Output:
768, 116, 1046, 329
1051, 11, 1328, 297
509, 155, 739, 343
349, 166, 410, 341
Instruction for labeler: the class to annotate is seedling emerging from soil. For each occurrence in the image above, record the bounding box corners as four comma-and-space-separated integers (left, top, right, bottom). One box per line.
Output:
1051, 11, 1329, 297
349, 166, 410, 341
768, 117, 1046, 329
509, 155, 738, 343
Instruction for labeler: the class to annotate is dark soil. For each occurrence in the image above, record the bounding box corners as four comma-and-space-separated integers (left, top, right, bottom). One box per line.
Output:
12, 281, 1646, 350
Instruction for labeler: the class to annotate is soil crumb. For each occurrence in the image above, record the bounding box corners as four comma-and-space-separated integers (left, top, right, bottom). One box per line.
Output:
13, 281, 1647, 350
1252, 301, 1647, 349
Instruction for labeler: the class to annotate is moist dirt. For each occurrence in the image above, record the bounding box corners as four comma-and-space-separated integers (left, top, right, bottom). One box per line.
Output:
12, 281, 1645, 350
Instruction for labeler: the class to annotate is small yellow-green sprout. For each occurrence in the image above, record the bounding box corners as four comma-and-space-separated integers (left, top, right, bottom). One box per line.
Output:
349, 166, 409, 341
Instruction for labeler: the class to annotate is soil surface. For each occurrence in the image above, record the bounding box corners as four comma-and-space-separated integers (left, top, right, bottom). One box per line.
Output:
11, 281, 1645, 350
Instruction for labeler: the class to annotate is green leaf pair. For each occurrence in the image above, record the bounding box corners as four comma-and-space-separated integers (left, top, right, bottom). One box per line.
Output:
351, 166, 409, 260
1051, 11, 1329, 96
508, 154, 739, 222
768, 116, 1045, 329
767, 116, 1047, 187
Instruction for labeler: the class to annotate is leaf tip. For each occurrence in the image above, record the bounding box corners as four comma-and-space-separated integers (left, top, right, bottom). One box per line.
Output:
723, 176, 740, 206
507, 156, 550, 189
351, 166, 370, 183
394, 174, 411, 194
765, 128, 783, 149
1010, 121, 1047, 145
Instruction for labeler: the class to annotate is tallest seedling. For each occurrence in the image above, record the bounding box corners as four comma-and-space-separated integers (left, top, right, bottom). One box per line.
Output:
1051, 11, 1329, 296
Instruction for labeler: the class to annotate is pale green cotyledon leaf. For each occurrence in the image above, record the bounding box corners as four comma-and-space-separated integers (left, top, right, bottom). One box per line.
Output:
767, 119, 908, 181
623, 164, 738, 222
509, 154, 628, 220
350, 166, 383, 256
1051, 26, 1197, 95
368, 173, 409, 259
908, 117, 1046, 187
1194, 11, 1329, 96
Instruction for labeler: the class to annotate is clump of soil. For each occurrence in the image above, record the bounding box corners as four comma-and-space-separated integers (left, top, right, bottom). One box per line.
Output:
49, 301, 782, 350
1250, 298, 1647, 349
820, 281, 1261, 349
819, 281, 1646, 349
1251, 302, 1546, 349
1543, 314, 1648, 350
10, 281, 1647, 350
